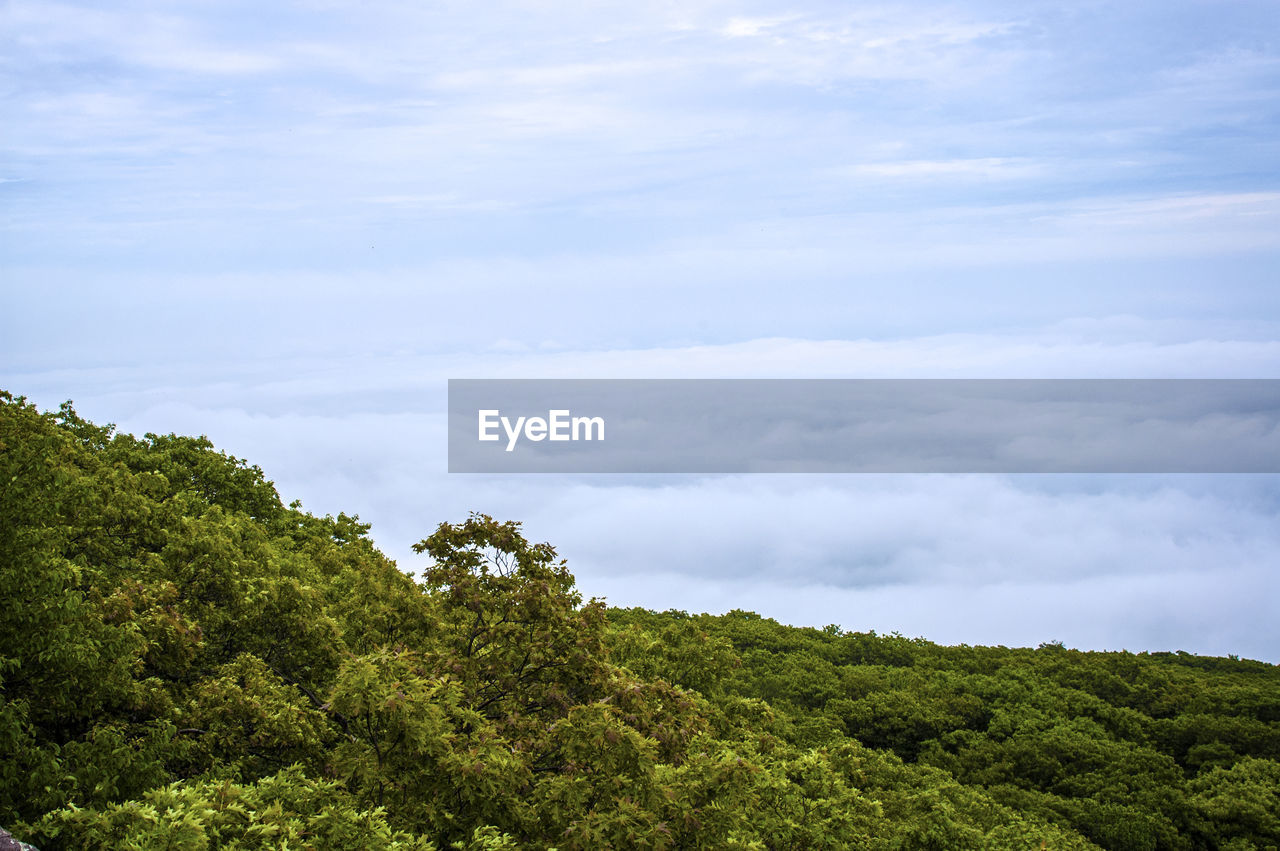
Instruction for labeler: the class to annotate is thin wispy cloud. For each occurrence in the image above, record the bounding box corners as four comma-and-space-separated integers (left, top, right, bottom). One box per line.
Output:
839, 158, 1044, 180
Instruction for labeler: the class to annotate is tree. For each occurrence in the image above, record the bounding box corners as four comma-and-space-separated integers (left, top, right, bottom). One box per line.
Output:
412, 514, 610, 735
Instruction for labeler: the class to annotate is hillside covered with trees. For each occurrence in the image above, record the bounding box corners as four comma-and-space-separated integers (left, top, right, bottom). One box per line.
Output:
2, 390, 1278, 850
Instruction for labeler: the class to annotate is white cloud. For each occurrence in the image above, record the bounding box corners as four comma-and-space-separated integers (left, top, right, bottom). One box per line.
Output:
722, 16, 795, 38
8, 1, 282, 76
841, 158, 1042, 179
433, 59, 688, 92
1051, 192, 1280, 229
457, 334, 1280, 379
583, 560, 1278, 660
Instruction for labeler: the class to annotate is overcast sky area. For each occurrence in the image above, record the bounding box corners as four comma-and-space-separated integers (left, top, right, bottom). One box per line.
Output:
4, 0, 1280, 660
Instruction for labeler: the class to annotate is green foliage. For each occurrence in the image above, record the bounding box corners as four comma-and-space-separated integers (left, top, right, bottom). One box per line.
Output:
1188, 757, 1280, 848
36, 767, 434, 850
3, 391, 1279, 851
412, 515, 611, 738
607, 612, 740, 697
609, 604, 1280, 851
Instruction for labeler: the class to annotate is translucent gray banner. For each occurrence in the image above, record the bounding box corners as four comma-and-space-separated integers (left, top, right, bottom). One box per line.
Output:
448, 379, 1280, 473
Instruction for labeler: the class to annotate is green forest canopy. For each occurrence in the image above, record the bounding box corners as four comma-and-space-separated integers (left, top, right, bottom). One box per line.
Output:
1, 390, 1278, 850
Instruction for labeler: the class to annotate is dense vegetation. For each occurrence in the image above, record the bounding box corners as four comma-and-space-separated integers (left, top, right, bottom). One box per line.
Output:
2, 390, 1278, 850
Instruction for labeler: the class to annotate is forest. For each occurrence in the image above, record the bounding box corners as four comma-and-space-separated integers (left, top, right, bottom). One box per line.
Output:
2, 389, 1278, 850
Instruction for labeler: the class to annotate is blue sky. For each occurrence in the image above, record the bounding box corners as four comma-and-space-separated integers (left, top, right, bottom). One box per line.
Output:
4, 0, 1280, 659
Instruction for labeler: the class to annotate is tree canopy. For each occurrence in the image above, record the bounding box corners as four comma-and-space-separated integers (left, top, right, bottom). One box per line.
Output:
2, 391, 1278, 850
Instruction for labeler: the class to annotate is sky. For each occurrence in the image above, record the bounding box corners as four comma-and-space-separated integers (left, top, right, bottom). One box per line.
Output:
3, 0, 1280, 660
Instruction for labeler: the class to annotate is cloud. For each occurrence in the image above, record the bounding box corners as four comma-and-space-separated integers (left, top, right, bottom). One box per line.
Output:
839, 158, 1043, 180
442, 472, 1280, 659
722, 16, 796, 38
7, 0, 1279, 293
8, 1, 283, 76
581, 558, 1279, 661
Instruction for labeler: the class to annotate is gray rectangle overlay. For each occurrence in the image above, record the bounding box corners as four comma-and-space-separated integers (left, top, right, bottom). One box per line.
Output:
448, 379, 1280, 473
